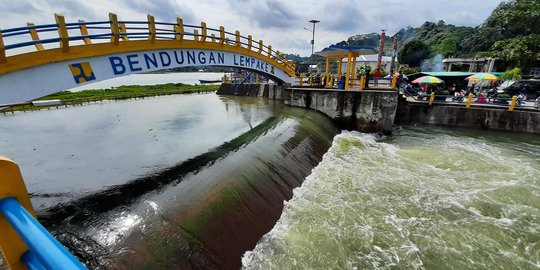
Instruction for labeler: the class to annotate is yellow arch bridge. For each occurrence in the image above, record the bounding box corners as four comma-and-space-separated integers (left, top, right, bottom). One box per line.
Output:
0, 13, 297, 104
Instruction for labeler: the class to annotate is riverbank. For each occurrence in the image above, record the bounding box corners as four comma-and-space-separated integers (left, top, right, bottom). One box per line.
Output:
1, 83, 219, 113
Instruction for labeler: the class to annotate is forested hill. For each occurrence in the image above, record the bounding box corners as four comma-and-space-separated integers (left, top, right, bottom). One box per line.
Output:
290, 0, 538, 72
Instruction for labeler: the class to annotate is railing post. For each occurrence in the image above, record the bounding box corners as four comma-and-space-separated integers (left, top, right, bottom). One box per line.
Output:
27, 23, 45, 51
175, 18, 184, 41
78, 20, 93, 45
267, 45, 272, 58
309, 74, 313, 86
247, 35, 252, 51
235, 30, 240, 47
0, 157, 36, 270
276, 51, 280, 62
108, 13, 120, 45
258, 40, 263, 53
219, 26, 225, 45
147, 15, 156, 42
54, 14, 69, 52
391, 75, 397, 89
466, 93, 474, 109
509, 95, 518, 111
211, 34, 216, 43
119, 23, 129, 41
359, 75, 366, 91
429, 92, 435, 105
200, 22, 207, 42
193, 29, 199, 42
299, 74, 303, 86
0, 30, 6, 63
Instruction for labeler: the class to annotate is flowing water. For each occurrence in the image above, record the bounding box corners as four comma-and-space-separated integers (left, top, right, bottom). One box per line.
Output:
243, 126, 540, 270
0, 93, 338, 269
1, 86, 539, 269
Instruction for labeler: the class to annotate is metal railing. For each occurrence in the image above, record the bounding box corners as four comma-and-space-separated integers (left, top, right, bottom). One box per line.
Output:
407, 91, 539, 111
0, 13, 296, 77
0, 157, 87, 270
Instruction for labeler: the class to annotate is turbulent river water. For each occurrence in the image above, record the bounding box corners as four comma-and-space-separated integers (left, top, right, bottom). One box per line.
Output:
1, 89, 539, 269
243, 126, 540, 270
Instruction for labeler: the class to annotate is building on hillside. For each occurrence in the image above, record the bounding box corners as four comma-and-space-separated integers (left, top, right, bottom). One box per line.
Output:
341, 54, 395, 73
442, 57, 498, 72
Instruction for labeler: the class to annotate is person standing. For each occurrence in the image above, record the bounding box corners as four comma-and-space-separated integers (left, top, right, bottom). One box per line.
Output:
374, 68, 382, 86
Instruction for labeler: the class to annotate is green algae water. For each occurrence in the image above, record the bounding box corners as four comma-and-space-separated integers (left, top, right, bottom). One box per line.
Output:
243, 126, 540, 269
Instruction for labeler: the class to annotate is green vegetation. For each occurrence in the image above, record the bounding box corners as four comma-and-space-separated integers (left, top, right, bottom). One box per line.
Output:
311, 0, 539, 72
398, 40, 431, 68
39, 83, 219, 101
2, 84, 219, 113
500, 68, 522, 81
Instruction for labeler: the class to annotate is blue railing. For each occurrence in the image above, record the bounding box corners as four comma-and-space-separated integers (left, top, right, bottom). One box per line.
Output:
0, 197, 87, 269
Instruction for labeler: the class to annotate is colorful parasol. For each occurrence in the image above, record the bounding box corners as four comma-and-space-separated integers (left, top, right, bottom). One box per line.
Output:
465, 73, 498, 82
412, 76, 443, 84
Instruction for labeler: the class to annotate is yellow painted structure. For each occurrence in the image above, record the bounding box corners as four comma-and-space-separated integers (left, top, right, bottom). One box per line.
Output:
466, 93, 474, 108
0, 157, 36, 270
315, 46, 376, 90
359, 75, 366, 91
509, 96, 518, 111
429, 92, 435, 105
0, 13, 296, 79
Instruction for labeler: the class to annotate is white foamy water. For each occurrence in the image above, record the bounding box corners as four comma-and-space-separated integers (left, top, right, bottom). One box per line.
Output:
243, 126, 540, 269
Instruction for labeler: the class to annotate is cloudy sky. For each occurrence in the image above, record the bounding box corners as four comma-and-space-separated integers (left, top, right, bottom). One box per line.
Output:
0, 0, 505, 56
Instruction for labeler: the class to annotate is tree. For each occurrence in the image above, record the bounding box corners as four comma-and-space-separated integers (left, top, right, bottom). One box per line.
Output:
398, 40, 431, 67
461, 0, 540, 55
500, 68, 522, 81
489, 34, 540, 72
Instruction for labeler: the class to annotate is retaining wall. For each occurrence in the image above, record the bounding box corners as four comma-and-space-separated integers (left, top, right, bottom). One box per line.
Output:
395, 96, 540, 135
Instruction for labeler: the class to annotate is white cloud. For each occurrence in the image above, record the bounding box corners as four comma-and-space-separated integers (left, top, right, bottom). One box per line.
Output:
0, 0, 504, 56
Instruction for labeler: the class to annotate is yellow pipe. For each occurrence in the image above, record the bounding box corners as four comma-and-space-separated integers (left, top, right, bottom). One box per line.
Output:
466, 93, 474, 108
299, 74, 303, 86
429, 92, 435, 105
325, 58, 330, 88
345, 52, 352, 90
352, 56, 357, 77
337, 58, 342, 79
391, 75, 397, 89
509, 96, 518, 111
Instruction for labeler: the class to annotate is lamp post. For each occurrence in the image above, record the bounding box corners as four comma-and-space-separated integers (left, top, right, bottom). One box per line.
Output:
307, 19, 320, 56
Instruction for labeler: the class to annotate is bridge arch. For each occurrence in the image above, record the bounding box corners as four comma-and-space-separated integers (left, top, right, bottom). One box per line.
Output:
0, 13, 297, 104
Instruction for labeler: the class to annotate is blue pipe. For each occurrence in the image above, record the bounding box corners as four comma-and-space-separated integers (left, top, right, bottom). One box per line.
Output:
0, 198, 87, 270
21, 251, 46, 270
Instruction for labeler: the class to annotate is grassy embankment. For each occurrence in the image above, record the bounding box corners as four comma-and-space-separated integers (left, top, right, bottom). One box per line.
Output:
3, 83, 220, 112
